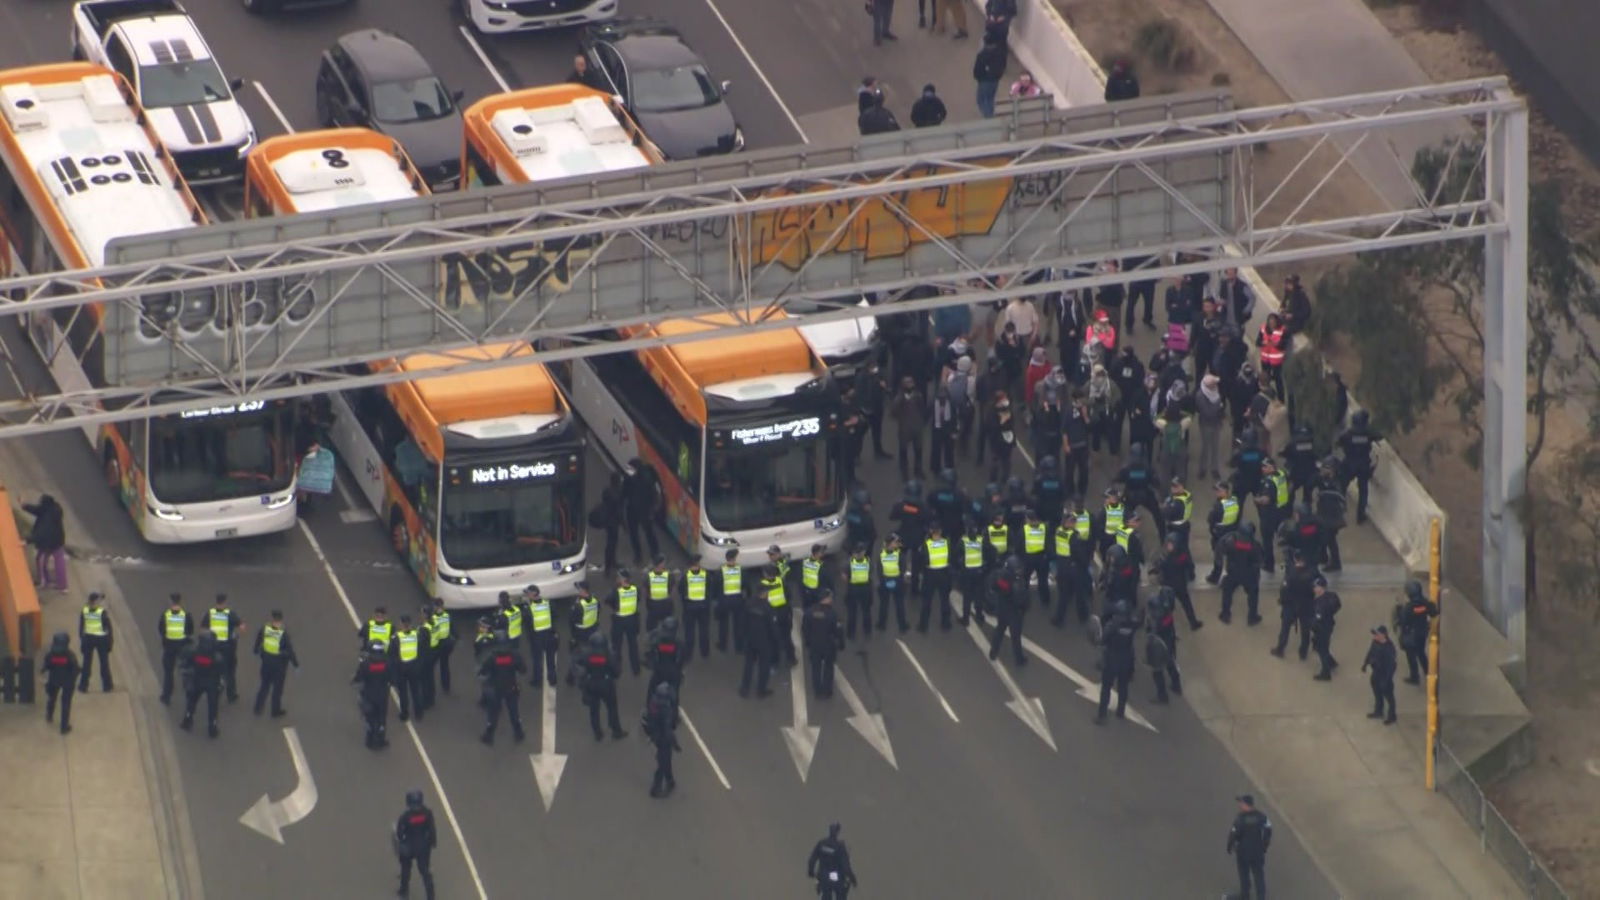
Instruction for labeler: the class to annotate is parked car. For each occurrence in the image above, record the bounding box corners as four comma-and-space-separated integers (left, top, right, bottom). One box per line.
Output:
578, 19, 743, 160
315, 29, 464, 190
459, 0, 616, 35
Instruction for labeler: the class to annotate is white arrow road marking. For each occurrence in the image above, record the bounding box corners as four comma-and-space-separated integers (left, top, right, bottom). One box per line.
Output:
679, 707, 731, 790
895, 638, 959, 722
1020, 636, 1159, 732
781, 615, 820, 781
964, 620, 1056, 751
239, 727, 317, 844
832, 665, 897, 769
528, 685, 567, 812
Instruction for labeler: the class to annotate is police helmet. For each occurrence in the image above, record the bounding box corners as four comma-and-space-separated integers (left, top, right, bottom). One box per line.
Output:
1405, 580, 1424, 599
1037, 455, 1058, 475
1005, 476, 1025, 495
661, 616, 678, 634
983, 482, 1000, 499
903, 479, 924, 502
1296, 502, 1313, 518
852, 542, 867, 555
1164, 531, 1182, 548
196, 631, 217, 651
405, 790, 424, 809
1238, 521, 1256, 539
1110, 598, 1132, 620
1353, 410, 1370, 428
50, 631, 69, 651
1004, 555, 1025, 576
1106, 544, 1127, 563
1158, 586, 1178, 606
588, 631, 608, 649
852, 488, 871, 506
940, 467, 958, 487
1319, 455, 1340, 471
828, 822, 842, 839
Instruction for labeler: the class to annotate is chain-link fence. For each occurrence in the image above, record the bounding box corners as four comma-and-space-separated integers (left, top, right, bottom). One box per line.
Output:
1435, 740, 1568, 899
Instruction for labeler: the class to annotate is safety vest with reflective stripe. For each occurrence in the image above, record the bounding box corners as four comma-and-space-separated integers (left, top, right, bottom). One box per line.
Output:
529, 600, 553, 632
986, 524, 1008, 552
213, 609, 238, 641
775, 559, 791, 581
1104, 503, 1125, 533
685, 570, 707, 601
1054, 526, 1074, 557
802, 558, 822, 589
428, 611, 451, 647
397, 629, 420, 662
1219, 497, 1241, 527
576, 597, 599, 629
82, 606, 107, 637
849, 557, 871, 584
721, 565, 742, 595
879, 548, 901, 579
1259, 325, 1287, 366
616, 585, 639, 617
1023, 524, 1046, 555
1172, 491, 1193, 525
762, 576, 786, 608
962, 537, 984, 568
649, 571, 671, 600
924, 538, 949, 570
504, 605, 524, 639
1267, 471, 1290, 508
261, 624, 284, 656
164, 610, 188, 641
1114, 526, 1134, 552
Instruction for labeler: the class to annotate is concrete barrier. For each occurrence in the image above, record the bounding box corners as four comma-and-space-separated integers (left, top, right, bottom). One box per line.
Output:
0, 485, 42, 660
962, 0, 1107, 109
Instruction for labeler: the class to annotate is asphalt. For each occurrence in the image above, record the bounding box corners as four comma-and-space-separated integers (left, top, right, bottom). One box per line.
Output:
0, 2, 1341, 898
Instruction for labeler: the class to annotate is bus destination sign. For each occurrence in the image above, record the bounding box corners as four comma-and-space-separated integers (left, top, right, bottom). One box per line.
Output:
465, 460, 558, 485
727, 416, 822, 446
179, 399, 267, 420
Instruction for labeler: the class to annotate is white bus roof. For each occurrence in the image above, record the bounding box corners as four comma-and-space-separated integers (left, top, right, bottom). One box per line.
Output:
269, 144, 422, 213
0, 72, 194, 266
489, 95, 651, 183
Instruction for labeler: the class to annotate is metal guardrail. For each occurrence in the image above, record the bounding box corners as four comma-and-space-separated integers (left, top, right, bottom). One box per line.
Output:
1435, 739, 1569, 899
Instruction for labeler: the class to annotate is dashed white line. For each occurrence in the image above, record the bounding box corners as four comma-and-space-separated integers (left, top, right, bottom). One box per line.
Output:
252, 81, 295, 135
678, 707, 732, 790
297, 520, 488, 900
700, 0, 808, 143
895, 638, 959, 722
457, 26, 512, 94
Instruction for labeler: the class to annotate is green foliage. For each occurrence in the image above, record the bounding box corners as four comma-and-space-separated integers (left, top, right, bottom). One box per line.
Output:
1132, 20, 1195, 72
1282, 348, 1341, 456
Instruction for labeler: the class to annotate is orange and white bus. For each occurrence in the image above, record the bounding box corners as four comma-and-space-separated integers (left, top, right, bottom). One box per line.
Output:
560, 313, 847, 568
460, 83, 661, 188
244, 127, 427, 216
0, 62, 299, 542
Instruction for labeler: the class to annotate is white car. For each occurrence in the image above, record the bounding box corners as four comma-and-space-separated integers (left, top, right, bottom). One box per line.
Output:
788, 297, 879, 381
460, 0, 618, 35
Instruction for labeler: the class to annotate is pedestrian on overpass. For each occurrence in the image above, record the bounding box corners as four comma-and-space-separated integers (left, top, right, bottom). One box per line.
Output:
393, 789, 437, 900
869, 0, 898, 46
157, 593, 193, 705
972, 34, 1007, 117
1226, 794, 1272, 900
76, 591, 113, 693
23, 493, 66, 592
251, 609, 298, 718
809, 822, 859, 898
41, 632, 79, 735
911, 84, 948, 127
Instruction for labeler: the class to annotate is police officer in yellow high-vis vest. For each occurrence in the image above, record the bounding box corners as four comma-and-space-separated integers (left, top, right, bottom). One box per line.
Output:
760, 562, 798, 667
1207, 480, 1243, 584
714, 548, 746, 654
251, 609, 299, 717
917, 522, 953, 632
644, 555, 676, 631
567, 581, 601, 686
424, 599, 454, 704
608, 568, 643, 675
680, 560, 712, 658
77, 592, 114, 693
156, 593, 193, 705
210, 594, 244, 702
799, 544, 830, 608
957, 517, 989, 627
392, 615, 427, 722
876, 533, 910, 634
844, 543, 874, 640
1020, 508, 1051, 611
523, 585, 559, 688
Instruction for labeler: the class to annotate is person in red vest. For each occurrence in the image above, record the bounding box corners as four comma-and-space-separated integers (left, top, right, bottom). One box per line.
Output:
1255, 312, 1289, 401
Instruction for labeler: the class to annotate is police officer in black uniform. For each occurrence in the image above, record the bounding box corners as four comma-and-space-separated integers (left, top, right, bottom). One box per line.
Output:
1099, 544, 1140, 608
251, 609, 298, 718
1314, 459, 1349, 571
1146, 587, 1182, 703
1281, 423, 1319, 505
803, 589, 844, 698
808, 823, 859, 899
41, 632, 79, 734
1226, 794, 1273, 900
1363, 625, 1398, 724
575, 631, 628, 739
1095, 600, 1139, 723
930, 468, 968, 545
738, 593, 776, 698
1151, 532, 1202, 630
394, 789, 437, 900
1229, 431, 1266, 500
478, 633, 527, 745
1116, 447, 1165, 534
643, 616, 685, 704
1219, 521, 1263, 625
643, 682, 680, 798
1397, 580, 1438, 684
353, 639, 391, 749
1031, 457, 1066, 536
156, 593, 192, 705
1311, 576, 1342, 680
1336, 409, 1382, 523
1271, 550, 1318, 661
986, 556, 1029, 666
1280, 503, 1325, 574
182, 631, 225, 738
889, 480, 929, 591
844, 488, 877, 553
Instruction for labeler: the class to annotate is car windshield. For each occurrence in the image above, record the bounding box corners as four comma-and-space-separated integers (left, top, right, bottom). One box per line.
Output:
705, 430, 840, 532
138, 60, 231, 109
440, 473, 583, 570
631, 64, 719, 113
370, 76, 454, 123
148, 405, 294, 504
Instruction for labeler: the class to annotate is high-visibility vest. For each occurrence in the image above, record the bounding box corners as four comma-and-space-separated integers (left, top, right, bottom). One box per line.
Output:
212, 609, 236, 641
685, 570, 707, 601
925, 538, 949, 569
164, 610, 188, 641
397, 629, 420, 662
1023, 524, 1046, 555
721, 565, 742, 595
1104, 503, 1125, 533
1054, 526, 1074, 557
530, 600, 553, 632
616, 585, 638, 617
849, 557, 871, 584
986, 524, 1008, 552
802, 558, 822, 589
82, 606, 107, 637
1172, 491, 1193, 525
428, 611, 451, 647
262, 624, 285, 656
1073, 513, 1093, 539
1259, 326, 1286, 366
649, 571, 671, 600
504, 605, 524, 639
775, 559, 791, 581
762, 576, 786, 608
1219, 497, 1241, 527
1114, 526, 1134, 552
1267, 471, 1290, 508
962, 537, 984, 568
879, 548, 901, 579
576, 597, 599, 629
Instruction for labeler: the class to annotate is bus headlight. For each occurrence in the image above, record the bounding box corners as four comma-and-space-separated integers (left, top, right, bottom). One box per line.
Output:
438, 572, 475, 586
265, 492, 294, 510
815, 517, 843, 533
732, 126, 746, 151
148, 504, 184, 522
557, 558, 586, 575
706, 534, 739, 547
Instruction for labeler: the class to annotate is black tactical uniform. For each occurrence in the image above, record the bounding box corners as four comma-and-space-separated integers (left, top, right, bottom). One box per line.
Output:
802, 593, 844, 698
1311, 578, 1342, 679
643, 618, 686, 704
395, 790, 437, 900
1336, 410, 1381, 523
986, 557, 1029, 665
1271, 553, 1318, 660
182, 632, 226, 738
574, 632, 627, 739
808, 823, 859, 900
1363, 626, 1398, 723
353, 641, 391, 749
1146, 588, 1182, 702
41, 633, 80, 734
478, 638, 527, 745
1095, 603, 1139, 722
738, 595, 776, 698
1227, 796, 1273, 900
643, 683, 680, 798
1219, 522, 1264, 624
1397, 581, 1438, 683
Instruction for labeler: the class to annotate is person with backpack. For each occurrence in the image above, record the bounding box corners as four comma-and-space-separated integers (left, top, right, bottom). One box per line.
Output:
944, 356, 975, 457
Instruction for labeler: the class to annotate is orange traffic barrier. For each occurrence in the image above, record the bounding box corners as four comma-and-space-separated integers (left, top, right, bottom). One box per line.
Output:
0, 485, 42, 657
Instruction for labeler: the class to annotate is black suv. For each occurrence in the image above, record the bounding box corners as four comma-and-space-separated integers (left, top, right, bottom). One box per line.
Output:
578, 19, 743, 160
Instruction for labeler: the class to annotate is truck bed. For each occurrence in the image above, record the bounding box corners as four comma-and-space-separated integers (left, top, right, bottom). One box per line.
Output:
75, 0, 186, 38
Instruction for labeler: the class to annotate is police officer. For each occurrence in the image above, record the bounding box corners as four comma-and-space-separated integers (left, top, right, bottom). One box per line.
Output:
1397, 580, 1438, 684
803, 589, 844, 698
644, 554, 675, 630
390, 615, 426, 722
844, 488, 877, 552
1116, 447, 1165, 534
209, 594, 243, 702
767, 544, 796, 602
875, 533, 910, 634
182, 631, 225, 738
760, 563, 799, 666
1226, 794, 1273, 900
1099, 544, 1140, 608
1051, 500, 1095, 628
608, 568, 643, 675
1337, 409, 1382, 524
567, 581, 600, 686
1031, 458, 1065, 536
524, 586, 559, 688
680, 559, 712, 657
251, 609, 298, 718
1019, 508, 1050, 611
931, 469, 968, 545
1219, 521, 1263, 625
424, 599, 453, 703
808, 823, 858, 899
1113, 509, 1147, 572
1271, 551, 1317, 661
1229, 430, 1266, 499
1205, 481, 1242, 584
918, 521, 954, 632
957, 518, 989, 627
1281, 423, 1319, 505
479, 632, 527, 745
714, 549, 746, 653
1311, 576, 1342, 680
353, 639, 391, 749
889, 480, 929, 590
986, 555, 1029, 666
156, 593, 192, 705
497, 591, 528, 656
985, 507, 1010, 566
1314, 459, 1349, 571
1151, 532, 1202, 630
1095, 600, 1139, 723
1254, 457, 1293, 573
643, 682, 680, 798
394, 789, 437, 900
738, 592, 776, 699
359, 605, 393, 652
644, 616, 685, 703
1363, 624, 1398, 724
574, 631, 627, 739
799, 543, 830, 609
77, 592, 113, 693
471, 616, 496, 661
1280, 503, 1325, 574
41, 632, 79, 734
844, 543, 874, 639
1095, 486, 1126, 557
1164, 476, 1195, 567
1146, 588, 1182, 703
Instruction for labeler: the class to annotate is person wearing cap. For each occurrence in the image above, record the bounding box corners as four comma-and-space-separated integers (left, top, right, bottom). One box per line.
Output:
607, 568, 643, 676
523, 585, 559, 688
808, 822, 858, 899
916, 520, 954, 632
1226, 794, 1272, 899
209, 593, 244, 703
799, 544, 831, 610
76, 591, 114, 694
762, 553, 799, 666
359, 605, 393, 652
423, 599, 453, 703
41, 632, 80, 734
394, 789, 438, 899
1254, 457, 1293, 573
1150, 532, 1202, 631
1051, 499, 1094, 628
1397, 580, 1439, 684
1310, 576, 1342, 680
1270, 550, 1318, 661
803, 589, 844, 698
1362, 624, 1398, 724
714, 549, 747, 653
678, 558, 712, 658
874, 534, 909, 635
643, 555, 676, 631
843, 543, 875, 640
738, 590, 777, 698
1104, 59, 1140, 102
157, 593, 193, 705
252, 609, 299, 718
390, 615, 427, 722
567, 581, 600, 685
1205, 481, 1242, 585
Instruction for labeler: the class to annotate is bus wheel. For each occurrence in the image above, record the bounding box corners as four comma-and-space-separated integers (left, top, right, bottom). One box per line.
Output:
103, 454, 123, 507
390, 515, 411, 564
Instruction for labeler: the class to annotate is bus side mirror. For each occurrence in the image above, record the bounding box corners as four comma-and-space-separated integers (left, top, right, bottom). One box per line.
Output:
720, 80, 732, 94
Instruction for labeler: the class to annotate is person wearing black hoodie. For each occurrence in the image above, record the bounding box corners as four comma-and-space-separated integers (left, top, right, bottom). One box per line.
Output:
972, 36, 1007, 119
910, 84, 947, 128
858, 93, 901, 136
24, 494, 66, 592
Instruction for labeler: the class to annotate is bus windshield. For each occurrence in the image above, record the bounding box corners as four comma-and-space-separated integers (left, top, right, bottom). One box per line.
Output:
705, 429, 839, 532
148, 406, 294, 504
439, 472, 583, 570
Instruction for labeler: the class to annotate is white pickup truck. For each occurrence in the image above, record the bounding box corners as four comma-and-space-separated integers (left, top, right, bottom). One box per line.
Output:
71, 0, 255, 185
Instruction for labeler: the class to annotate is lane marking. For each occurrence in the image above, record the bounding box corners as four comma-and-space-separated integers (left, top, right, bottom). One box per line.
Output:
964, 619, 1055, 750
833, 664, 897, 768
678, 707, 732, 790
297, 520, 488, 900
700, 0, 808, 143
895, 638, 959, 722
457, 26, 512, 94
252, 81, 295, 134
528, 684, 567, 811
1020, 635, 1159, 732
238, 726, 318, 844
780, 615, 819, 780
